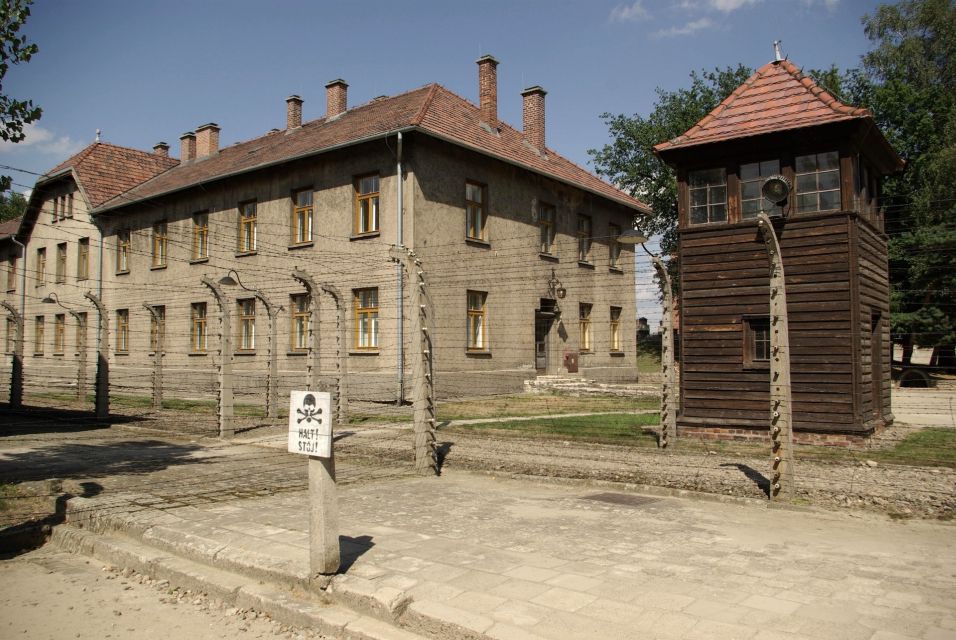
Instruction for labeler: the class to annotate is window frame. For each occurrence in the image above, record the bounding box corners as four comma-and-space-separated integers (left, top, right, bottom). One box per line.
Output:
116, 231, 130, 274
238, 200, 258, 253
152, 220, 168, 268
290, 293, 310, 352
466, 290, 488, 352
191, 302, 208, 353
353, 174, 380, 236
53, 313, 65, 355
743, 315, 771, 370
5, 317, 15, 354
115, 309, 130, 354
608, 223, 622, 270
55, 242, 67, 283
353, 287, 379, 350
77, 238, 89, 281
538, 202, 556, 255
795, 151, 841, 214
291, 188, 314, 246
34, 316, 44, 355
465, 181, 488, 242
237, 298, 256, 352
688, 168, 728, 225
739, 159, 783, 220
579, 303, 592, 352
7, 255, 16, 292
577, 215, 593, 264
193, 212, 209, 261
610, 306, 622, 353
149, 305, 166, 353
36, 247, 46, 286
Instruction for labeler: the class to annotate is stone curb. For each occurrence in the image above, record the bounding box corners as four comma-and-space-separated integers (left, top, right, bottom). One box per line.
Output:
48, 524, 430, 640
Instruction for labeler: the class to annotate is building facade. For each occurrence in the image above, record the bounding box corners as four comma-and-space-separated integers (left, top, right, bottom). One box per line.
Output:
2, 57, 648, 406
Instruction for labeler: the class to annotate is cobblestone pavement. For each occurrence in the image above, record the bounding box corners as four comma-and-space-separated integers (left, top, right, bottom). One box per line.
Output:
1, 420, 955, 639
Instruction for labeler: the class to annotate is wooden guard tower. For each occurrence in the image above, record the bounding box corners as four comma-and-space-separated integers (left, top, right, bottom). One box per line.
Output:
654, 58, 903, 443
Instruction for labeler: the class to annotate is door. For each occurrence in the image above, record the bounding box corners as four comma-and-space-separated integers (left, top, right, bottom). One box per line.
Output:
871, 310, 882, 419
535, 315, 549, 371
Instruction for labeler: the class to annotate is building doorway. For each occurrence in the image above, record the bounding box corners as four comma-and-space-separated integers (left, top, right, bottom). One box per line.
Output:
535, 299, 558, 372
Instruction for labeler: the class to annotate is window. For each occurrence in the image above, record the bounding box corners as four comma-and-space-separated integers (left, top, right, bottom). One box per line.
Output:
354, 174, 379, 235
291, 189, 313, 245
465, 181, 487, 241
237, 298, 256, 351
467, 290, 487, 351
152, 221, 168, 267
538, 202, 555, 254
193, 212, 209, 260
795, 151, 840, 213
610, 306, 622, 352
689, 168, 727, 224
579, 304, 592, 352
191, 303, 207, 352
353, 288, 379, 349
115, 309, 129, 353
51, 197, 58, 222
238, 201, 257, 252
75, 312, 87, 351
53, 314, 65, 354
744, 316, 771, 368
56, 242, 67, 283
34, 316, 44, 354
6, 256, 15, 292
149, 305, 166, 352
290, 294, 310, 351
116, 231, 130, 273
77, 238, 89, 280
36, 247, 46, 285
608, 223, 622, 269
67, 192, 74, 218
5, 317, 15, 354
740, 160, 782, 219
577, 215, 592, 263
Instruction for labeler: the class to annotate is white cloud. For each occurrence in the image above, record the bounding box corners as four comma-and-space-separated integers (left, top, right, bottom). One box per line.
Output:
654, 17, 714, 37
803, 0, 839, 9
0, 123, 85, 157
708, 0, 760, 12
609, 0, 650, 22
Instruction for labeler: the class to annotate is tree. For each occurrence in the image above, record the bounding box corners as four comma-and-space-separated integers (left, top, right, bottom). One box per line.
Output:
0, 0, 41, 192
589, 65, 752, 260
0, 189, 25, 221
856, 0, 956, 367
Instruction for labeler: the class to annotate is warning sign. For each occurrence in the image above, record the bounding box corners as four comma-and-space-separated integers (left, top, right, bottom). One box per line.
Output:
287, 391, 332, 457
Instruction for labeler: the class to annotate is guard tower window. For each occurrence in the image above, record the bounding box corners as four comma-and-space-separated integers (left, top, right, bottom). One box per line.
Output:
688, 168, 727, 224
795, 151, 840, 213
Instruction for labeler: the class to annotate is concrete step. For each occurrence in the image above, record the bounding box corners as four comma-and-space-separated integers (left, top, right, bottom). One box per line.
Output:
49, 524, 429, 640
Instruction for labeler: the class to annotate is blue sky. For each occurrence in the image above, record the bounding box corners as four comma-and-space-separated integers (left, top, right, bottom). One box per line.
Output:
2, 0, 883, 185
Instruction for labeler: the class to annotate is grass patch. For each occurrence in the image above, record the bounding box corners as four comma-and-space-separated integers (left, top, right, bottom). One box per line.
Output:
438, 392, 658, 421
636, 352, 662, 374
25, 392, 267, 417
871, 429, 956, 468
448, 412, 660, 445
347, 413, 412, 425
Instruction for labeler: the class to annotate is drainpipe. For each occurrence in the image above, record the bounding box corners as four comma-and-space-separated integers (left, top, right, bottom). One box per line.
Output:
396, 131, 404, 405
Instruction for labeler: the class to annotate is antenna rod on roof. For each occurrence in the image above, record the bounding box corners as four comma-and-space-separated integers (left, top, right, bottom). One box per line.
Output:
773, 40, 783, 62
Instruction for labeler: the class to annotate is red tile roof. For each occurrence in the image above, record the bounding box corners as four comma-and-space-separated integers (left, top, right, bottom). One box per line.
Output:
98, 84, 648, 214
655, 59, 871, 153
0, 216, 21, 239
45, 142, 179, 208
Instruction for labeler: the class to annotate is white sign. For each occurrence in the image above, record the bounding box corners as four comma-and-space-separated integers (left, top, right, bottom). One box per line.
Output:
288, 391, 332, 457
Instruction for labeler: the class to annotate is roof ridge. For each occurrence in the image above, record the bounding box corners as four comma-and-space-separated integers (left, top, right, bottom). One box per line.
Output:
777, 59, 871, 118
413, 84, 441, 126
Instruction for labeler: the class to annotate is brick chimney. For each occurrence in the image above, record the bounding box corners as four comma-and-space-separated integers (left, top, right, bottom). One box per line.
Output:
521, 86, 547, 152
326, 79, 348, 119
180, 132, 196, 162
153, 142, 170, 157
195, 123, 220, 158
286, 95, 303, 129
476, 55, 499, 129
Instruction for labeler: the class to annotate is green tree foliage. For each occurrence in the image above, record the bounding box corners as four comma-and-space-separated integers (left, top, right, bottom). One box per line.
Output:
856, 0, 956, 357
588, 65, 752, 259
0, 189, 24, 222
0, 0, 41, 193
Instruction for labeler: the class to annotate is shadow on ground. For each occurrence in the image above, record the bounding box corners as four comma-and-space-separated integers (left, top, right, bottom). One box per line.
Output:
719, 462, 770, 498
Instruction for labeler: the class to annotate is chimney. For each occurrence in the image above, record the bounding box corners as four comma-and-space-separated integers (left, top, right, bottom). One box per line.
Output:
326, 79, 348, 119
521, 86, 547, 152
286, 95, 303, 129
195, 123, 220, 158
153, 141, 170, 157
476, 55, 499, 129
180, 132, 196, 162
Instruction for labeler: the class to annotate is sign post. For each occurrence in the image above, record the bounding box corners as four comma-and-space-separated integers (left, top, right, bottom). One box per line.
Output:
288, 390, 340, 577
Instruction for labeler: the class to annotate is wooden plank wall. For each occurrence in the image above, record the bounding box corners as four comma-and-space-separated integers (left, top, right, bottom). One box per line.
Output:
854, 219, 893, 425
678, 213, 870, 433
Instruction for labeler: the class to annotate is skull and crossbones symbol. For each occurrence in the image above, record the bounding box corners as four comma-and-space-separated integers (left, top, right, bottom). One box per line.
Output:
297, 394, 323, 424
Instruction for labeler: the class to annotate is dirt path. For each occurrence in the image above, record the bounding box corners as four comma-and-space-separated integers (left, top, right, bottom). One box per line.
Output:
0, 547, 328, 640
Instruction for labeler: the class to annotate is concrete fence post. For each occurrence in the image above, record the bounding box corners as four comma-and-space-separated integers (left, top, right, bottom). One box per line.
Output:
319, 283, 348, 426
1, 301, 23, 409
142, 303, 164, 410
292, 270, 321, 392
201, 277, 234, 438
74, 311, 88, 402
756, 214, 795, 502
84, 291, 110, 419
651, 257, 678, 448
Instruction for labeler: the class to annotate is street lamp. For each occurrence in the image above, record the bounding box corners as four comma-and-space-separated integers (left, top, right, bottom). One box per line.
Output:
617, 230, 677, 448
